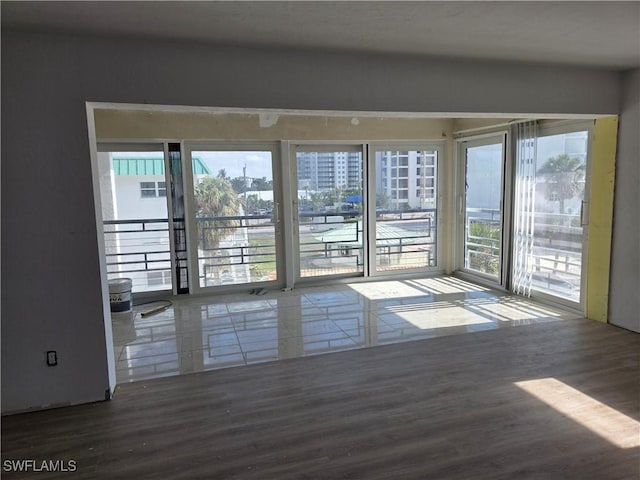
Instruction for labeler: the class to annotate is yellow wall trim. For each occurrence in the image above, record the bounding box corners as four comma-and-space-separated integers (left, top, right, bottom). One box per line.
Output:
586, 116, 618, 322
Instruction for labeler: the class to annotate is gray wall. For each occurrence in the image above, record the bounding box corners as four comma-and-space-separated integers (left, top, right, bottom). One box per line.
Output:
609, 68, 640, 332
0, 30, 626, 413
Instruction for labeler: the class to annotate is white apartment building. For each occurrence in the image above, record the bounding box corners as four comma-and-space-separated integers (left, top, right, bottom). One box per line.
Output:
376, 150, 438, 210
297, 150, 438, 210
296, 151, 363, 191
99, 154, 211, 292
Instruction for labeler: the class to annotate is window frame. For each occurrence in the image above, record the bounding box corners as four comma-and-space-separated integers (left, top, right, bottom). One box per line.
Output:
368, 142, 445, 276
522, 121, 593, 310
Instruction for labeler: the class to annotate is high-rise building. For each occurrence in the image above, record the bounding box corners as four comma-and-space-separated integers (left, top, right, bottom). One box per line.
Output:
296, 151, 363, 191
297, 150, 437, 210
376, 150, 438, 210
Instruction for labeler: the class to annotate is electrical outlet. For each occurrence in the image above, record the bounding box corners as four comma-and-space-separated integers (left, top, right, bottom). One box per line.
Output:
46, 350, 58, 366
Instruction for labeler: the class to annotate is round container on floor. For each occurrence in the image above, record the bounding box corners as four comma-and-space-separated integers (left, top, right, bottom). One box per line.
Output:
108, 278, 133, 313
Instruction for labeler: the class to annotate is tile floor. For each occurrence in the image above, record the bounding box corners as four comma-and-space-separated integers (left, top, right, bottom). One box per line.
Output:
111, 276, 581, 383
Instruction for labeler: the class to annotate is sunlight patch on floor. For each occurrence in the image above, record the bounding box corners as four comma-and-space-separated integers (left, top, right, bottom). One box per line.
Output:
469, 298, 564, 322
409, 277, 491, 294
515, 378, 640, 449
112, 277, 579, 383
391, 305, 493, 329
346, 280, 429, 299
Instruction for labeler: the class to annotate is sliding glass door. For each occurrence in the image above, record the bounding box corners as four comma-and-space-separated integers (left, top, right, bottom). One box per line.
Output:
294, 146, 365, 279
523, 127, 590, 304
293, 143, 442, 281
96, 143, 173, 293
371, 147, 440, 273
458, 135, 506, 282
457, 124, 590, 307
184, 144, 282, 292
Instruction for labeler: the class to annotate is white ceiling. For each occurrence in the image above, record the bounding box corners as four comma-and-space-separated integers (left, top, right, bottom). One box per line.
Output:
2, 1, 639, 70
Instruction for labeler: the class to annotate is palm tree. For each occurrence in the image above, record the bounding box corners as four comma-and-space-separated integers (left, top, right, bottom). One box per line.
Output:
194, 176, 242, 251
537, 154, 585, 214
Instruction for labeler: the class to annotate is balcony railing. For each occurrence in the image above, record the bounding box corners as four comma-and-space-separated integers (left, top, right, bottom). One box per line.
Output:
103, 209, 439, 291
103, 218, 173, 293
196, 213, 277, 287
104, 207, 582, 297
465, 208, 583, 297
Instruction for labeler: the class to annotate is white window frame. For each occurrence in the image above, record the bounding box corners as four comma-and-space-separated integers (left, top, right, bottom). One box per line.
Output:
454, 132, 510, 287
368, 142, 445, 277
290, 142, 368, 283
96, 141, 177, 297
182, 141, 284, 294
523, 120, 593, 311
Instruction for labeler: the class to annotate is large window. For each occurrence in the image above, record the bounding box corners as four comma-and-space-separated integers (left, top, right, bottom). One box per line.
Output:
457, 123, 591, 307
97, 145, 173, 293
295, 147, 364, 279
95, 118, 593, 313
372, 148, 440, 273
529, 129, 589, 303
458, 136, 506, 282
184, 145, 282, 291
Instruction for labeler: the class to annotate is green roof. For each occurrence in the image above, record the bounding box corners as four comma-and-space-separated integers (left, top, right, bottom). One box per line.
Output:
112, 157, 210, 176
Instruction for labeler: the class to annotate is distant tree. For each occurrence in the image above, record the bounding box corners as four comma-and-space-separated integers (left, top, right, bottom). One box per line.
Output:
309, 192, 325, 212
230, 176, 249, 194
245, 194, 259, 212
194, 177, 242, 250
217, 168, 228, 179
323, 188, 343, 206
537, 154, 585, 214
251, 177, 273, 191
246, 195, 273, 213
376, 191, 390, 210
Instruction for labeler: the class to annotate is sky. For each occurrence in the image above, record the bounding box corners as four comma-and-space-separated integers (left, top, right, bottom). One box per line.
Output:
193, 151, 273, 180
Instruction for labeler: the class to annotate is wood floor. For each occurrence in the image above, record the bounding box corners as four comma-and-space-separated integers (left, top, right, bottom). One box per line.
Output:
2, 318, 638, 479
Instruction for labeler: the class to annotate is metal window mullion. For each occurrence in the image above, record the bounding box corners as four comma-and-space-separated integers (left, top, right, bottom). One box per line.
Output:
364, 143, 376, 277
182, 143, 200, 294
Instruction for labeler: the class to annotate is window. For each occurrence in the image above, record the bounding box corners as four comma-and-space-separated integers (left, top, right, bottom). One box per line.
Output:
140, 181, 167, 198
373, 146, 441, 272
98, 145, 171, 295
295, 146, 364, 279
526, 128, 589, 303
417, 178, 434, 188
140, 182, 157, 198
460, 137, 505, 280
